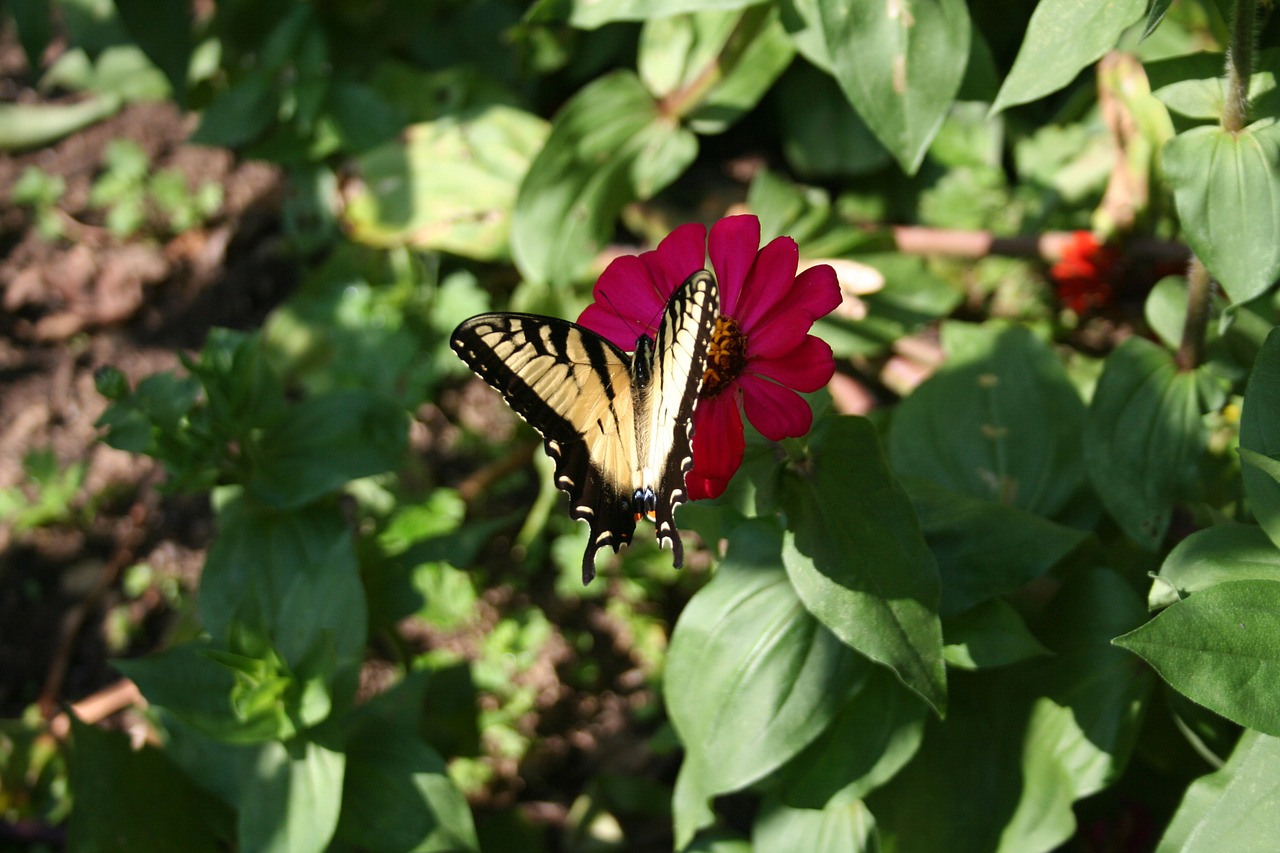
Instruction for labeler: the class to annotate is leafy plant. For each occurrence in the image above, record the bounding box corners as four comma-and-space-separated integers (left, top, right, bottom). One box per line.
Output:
88, 139, 223, 238
12, 166, 68, 241
0, 449, 86, 533
6, 0, 1280, 850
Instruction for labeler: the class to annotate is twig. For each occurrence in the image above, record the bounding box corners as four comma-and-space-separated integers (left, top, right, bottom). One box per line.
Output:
890, 226, 1187, 265
48, 678, 146, 740
37, 484, 159, 719
457, 442, 536, 505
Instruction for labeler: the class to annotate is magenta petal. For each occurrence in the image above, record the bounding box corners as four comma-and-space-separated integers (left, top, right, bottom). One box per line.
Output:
750, 335, 835, 393
735, 236, 799, 332
747, 306, 812, 360
690, 393, 745, 481
577, 303, 646, 350
740, 374, 813, 440
652, 223, 708, 297
583, 254, 667, 338
793, 264, 842, 319
708, 215, 760, 317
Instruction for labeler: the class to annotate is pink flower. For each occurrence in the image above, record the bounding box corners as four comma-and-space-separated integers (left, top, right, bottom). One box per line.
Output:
578, 214, 840, 499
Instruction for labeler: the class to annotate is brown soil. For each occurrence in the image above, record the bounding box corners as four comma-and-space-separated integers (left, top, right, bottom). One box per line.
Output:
0, 92, 295, 718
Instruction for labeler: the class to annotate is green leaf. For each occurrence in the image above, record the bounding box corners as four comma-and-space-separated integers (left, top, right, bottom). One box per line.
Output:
1142, 0, 1176, 40
1148, 48, 1280, 121
249, 390, 408, 509
191, 71, 277, 148
200, 499, 366, 692
943, 598, 1052, 671
990, 0, 1146, 113
342, 106, 548, 259
512, 70, 697, 284
1241, 328, 1280, 549
1163, 122, 1280, 305
638, 5, 794, 135
1152, 524, 1280, 609
0, 96, 122, 150
816, 0, 970, 173
530, 0, 758, 29
867, 669, 1051, 853
1025, 569, 1154, 802
10, 0, 53, 71
1115, 579, 1280, 736
67, 716, 233, 851
111, 0, 191, 102
783, 416, 946, 714
1158, 729, 1280, 852
888, 323, 1089, 521
779, 666, 927, 808
238, 737, 345, 853
753, 796, 877, 852
115, 642, 285, 743
665, 522, 866, 800
1084, 336, 1204, 548
336, 716, 479, 852
776, 62, 891, 179
903, 477, 1088, 617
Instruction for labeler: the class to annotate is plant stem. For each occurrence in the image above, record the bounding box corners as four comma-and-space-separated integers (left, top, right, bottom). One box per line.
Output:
1177, 256, 1212, 372
1223, 0, 1258, 133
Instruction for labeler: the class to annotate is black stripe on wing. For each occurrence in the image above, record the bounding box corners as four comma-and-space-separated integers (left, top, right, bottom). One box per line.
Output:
450, 314, 637, 584
649, 271, 720, 567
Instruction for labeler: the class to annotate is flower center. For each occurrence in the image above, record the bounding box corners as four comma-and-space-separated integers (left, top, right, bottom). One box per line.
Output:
701, 315, 747, 398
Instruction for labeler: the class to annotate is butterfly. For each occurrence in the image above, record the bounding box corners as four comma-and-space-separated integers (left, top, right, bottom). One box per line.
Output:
450, 270, 720, 584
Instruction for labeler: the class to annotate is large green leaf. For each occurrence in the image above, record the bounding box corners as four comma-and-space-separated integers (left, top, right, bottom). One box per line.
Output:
249, 389, 408, 509
237, 737, 345, 853
1163, 122, 1280, 305
336, 714, 478, 852
778, 666, 927, 808
783, 416, 946, 714
903, 477, 1087, 617
512, 70, 697, 284
1115, 579, 1280, 736
529, 0, 758, 29
111, 0, 192, 102
665, 523, 865, 810
1157, 730, 1280, 852
342, 106, 548, 259
1241, 328, 1280, 549
1024, 570, 1154, 802
990, 0, 1146, 113
753, 796, 878, 852
638, 5, 794, 135
1150, 524, 1280, 609
1083, 336, 1204, 548
942, 598, 1051, 671
815, 0, 970, 173
200, 499, 366, 689
67, 716, 233, 851
867, 669, 1050, 853
888, 323, 1089, 522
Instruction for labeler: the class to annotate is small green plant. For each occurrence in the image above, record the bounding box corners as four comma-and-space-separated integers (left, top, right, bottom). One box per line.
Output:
88, 139, 222, 238
13, 166, 67, 240
0, 449, 86, 533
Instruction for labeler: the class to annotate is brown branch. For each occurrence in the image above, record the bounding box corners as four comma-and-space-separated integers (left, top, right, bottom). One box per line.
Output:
457, 442, 536, 506
890, 225, 1188, 265
1177, 256, 1213, 372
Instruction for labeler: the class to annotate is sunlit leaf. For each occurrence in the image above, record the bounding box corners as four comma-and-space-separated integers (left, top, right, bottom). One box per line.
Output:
990, 0, 1146, 112
1084, 337, 1204, 548
1158, 730, 1280, 852
1163, 122, 1280, 305
815, 0, 970, 173
1115, 579, 1280, 736
512, 70, 697, 284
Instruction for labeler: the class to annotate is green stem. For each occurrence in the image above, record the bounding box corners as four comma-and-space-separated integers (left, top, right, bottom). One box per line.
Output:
1177, 257, 1212, 372
1222, 0, 1257, 133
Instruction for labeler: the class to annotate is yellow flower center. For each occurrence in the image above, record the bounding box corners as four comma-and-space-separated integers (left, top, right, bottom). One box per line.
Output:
702, 315, 747, 398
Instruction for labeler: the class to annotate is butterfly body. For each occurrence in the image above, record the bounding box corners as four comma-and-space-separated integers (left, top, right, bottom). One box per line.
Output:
451, 271, 719, 584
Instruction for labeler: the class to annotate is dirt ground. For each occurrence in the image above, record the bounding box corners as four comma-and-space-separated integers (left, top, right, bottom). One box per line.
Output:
0, 89, 295, 720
